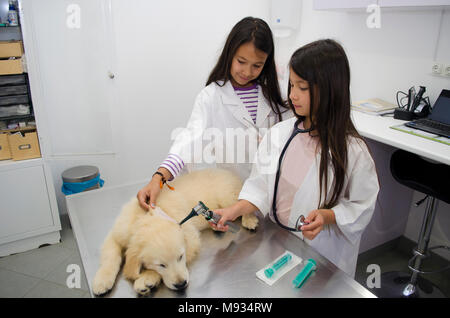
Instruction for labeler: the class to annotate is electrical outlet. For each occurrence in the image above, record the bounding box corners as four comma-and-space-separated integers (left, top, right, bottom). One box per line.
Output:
444, 65, 450, 77
432, 62, 443, 75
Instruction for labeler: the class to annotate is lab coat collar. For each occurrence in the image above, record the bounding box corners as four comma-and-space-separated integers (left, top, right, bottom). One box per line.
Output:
255, 88, 271, 127
219, 80, 240, 106
219, 80, 272, 128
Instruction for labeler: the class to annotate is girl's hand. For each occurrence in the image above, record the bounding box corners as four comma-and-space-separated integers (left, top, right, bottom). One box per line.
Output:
210, 206, 240, 232
136, 168, 172, 211
136, 178, 161, 211
301, 209, 336, 240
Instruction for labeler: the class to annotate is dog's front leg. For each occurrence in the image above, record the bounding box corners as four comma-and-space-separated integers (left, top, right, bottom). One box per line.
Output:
92, 233, 123, 296
241, 213, 259, 230
122, 245, 141, 281
134, 269, 162, 296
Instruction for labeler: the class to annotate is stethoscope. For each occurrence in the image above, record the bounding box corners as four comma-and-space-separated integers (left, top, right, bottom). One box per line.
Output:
272, 117, 313, 232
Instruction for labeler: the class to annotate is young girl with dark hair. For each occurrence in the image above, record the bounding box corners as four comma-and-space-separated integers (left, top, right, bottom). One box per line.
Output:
137, 17, 291, 211
214, 39, 379, 277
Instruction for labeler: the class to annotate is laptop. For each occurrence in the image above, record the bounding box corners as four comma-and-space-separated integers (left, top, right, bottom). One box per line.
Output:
405, 89, 450, 139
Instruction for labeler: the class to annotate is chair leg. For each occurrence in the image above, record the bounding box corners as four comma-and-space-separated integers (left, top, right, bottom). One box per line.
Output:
376, 196, 446, 298
403, 197, 439, 297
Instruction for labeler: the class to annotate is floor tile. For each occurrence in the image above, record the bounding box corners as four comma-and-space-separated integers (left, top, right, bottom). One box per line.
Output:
356, 237, 450, 298
23, 279, 87, 298
0, 243, 73, 279
43, 250, 89, 291
0, 268, 41, 298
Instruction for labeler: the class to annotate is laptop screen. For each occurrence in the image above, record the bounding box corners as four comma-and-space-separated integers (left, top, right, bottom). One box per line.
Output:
429, 89, 450, 125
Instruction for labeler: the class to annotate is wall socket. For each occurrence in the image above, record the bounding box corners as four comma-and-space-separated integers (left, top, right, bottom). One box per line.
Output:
432, 62, 450, 77
444, 65, 450, 77
432, 62, 443, 74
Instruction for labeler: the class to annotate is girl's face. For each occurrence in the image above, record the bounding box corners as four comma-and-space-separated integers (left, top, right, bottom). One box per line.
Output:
289, 68, 311, 119
230, 42, 268, 88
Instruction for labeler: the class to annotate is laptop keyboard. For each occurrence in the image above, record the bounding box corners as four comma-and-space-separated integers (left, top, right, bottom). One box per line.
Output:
415, 119, 450, 133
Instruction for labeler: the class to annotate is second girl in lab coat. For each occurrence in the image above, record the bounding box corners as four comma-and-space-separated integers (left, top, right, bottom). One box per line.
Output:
214, 39, 379, 277
137, 17, 291, 211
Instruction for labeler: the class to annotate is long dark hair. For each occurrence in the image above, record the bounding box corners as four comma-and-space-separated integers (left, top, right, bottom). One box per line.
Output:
288, 39, 366, 209
206, 17, 287, 122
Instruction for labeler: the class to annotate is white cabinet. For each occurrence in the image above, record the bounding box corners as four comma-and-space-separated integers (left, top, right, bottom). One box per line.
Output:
314, 0, 376, 10
379, 0, 450, 7
314, 0, 450, 10
0, 159, 61, 256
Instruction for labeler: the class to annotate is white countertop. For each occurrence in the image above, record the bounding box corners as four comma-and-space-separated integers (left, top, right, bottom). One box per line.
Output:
351, 110, 450, 165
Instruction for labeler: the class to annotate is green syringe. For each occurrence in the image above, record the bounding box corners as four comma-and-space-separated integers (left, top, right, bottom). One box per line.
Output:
292, 258, 317, 288
264, 252, 293, 278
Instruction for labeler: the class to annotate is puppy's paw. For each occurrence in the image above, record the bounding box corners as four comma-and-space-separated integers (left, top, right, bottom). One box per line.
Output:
241, 213, 259, 231
92, 269, 116, 296
134, 271, 161, 296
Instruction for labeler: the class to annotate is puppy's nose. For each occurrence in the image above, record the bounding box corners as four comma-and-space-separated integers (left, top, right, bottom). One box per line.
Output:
173, 280, 188, 290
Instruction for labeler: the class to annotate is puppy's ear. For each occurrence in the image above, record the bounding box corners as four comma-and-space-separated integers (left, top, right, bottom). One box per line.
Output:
182, 223, 201, 264
123, 244, 142, 281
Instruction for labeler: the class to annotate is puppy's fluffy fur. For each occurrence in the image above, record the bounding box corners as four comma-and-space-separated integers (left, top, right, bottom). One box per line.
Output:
92, 169, 258, 296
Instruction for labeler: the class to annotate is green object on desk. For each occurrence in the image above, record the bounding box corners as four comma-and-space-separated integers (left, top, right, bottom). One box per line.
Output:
391, 124, 450, 146
264, 252, 292, 278
293, 258, 317, 288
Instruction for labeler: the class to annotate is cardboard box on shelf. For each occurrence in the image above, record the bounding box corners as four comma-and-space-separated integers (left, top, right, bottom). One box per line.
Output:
0, 133, 12, 160
8, 130, 41, 161
0, 41, 24, 58
0, 58, 23, 75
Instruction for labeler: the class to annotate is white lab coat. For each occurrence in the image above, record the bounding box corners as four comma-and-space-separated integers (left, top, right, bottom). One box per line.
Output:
239, 117, 379, 277
169, 80, 292, 181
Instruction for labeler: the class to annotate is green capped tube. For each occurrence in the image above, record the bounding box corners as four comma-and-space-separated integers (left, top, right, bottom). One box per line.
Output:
293, 258, 317, 288
264, 253, 292, 278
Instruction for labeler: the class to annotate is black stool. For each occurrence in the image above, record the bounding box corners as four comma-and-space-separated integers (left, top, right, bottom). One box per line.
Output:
377, 150, 450, 298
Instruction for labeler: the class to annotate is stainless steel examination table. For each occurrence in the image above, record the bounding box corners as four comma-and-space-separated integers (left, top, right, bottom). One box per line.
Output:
66, 182, 376, 298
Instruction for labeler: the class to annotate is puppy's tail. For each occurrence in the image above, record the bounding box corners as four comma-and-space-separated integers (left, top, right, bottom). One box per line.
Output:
92, 233, 122, 296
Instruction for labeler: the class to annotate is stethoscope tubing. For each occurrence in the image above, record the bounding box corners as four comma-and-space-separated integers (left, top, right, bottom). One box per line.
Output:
272, 118, 313, 232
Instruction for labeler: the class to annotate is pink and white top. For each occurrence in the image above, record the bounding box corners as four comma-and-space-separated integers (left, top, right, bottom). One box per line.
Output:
272, 121, 319, 226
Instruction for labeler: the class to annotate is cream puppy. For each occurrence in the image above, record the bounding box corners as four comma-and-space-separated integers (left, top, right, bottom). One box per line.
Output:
92, 168, 259, 296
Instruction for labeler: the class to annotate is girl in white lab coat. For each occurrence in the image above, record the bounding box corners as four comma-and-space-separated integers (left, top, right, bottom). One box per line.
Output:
214, 39, 380, 277
137, 17, 291, 211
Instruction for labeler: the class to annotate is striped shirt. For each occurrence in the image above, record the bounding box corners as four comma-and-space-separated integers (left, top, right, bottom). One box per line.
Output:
233, 83, 258, 124
159, 83, 259, 179
160, 153, 184, 181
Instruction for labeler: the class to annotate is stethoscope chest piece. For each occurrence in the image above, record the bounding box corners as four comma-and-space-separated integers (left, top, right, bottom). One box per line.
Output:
295, 215, 309, 231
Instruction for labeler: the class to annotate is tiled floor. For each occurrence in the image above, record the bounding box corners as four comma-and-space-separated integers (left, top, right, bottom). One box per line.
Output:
355, 237, 450, 298
0, 214, 90, 298
1, 214, 448, 298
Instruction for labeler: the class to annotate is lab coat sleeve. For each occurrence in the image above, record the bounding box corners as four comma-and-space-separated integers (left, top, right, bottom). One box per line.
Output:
238, 130, 274, 216
167, 87, 211, 170
332, 139, 380, 246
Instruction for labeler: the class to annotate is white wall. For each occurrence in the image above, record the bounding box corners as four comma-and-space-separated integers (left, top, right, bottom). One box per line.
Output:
109, 0, 271, 183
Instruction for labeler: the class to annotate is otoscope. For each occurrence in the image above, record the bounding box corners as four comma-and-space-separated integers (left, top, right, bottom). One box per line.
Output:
179, 201, 240, 233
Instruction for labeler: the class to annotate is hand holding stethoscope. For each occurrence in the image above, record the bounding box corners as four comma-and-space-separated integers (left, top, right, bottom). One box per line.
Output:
298, 209, 335, 240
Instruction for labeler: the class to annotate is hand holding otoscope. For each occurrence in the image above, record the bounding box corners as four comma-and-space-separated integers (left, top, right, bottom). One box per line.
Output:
180, 201, 240, 233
